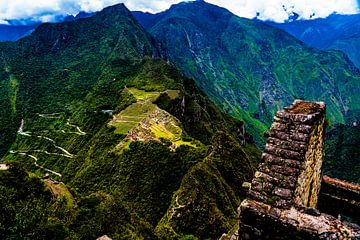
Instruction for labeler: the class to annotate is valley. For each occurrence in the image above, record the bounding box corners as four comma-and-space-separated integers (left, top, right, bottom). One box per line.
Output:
0, 1, 359, 239
134, 1, 360, 146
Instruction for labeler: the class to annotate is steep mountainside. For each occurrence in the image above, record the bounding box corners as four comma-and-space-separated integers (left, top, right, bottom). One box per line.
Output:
0, 4, 259, 239
0, 3, 158, 156
325, 124, 360, 184
269, 14, 360, 69
133, 1, 360, 145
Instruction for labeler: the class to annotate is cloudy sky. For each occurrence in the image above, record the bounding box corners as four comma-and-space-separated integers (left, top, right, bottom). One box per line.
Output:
0, 0, 359, 24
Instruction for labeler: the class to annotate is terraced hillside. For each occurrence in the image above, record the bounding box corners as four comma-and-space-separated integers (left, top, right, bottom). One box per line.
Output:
0, 4, 259, 239
133, 1, 360, 145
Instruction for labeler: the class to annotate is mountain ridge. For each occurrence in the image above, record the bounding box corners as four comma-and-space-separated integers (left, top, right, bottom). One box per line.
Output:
0, 3, 259, 239
133, 1, 360, 145
268, 13, 360, 69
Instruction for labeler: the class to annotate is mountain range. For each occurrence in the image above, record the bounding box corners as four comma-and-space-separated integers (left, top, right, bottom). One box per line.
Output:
269, 13, 360, 69
0, 1, 359, 239
0, 12, 94, 42
0, 24, 38, 42
133, 1, 360, 145
0, 3, 259, 239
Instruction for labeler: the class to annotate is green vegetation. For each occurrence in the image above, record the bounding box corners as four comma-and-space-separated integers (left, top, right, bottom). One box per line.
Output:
110, 100, 155, 135
0, 4, 260, 239
109, 88, 195, 149
271, 14, 360, 69
8, 75, 18, 114
325, 124, 360, 184
0, 162, 72, 240
134, 1, 360, 145
3, 2, 357, 239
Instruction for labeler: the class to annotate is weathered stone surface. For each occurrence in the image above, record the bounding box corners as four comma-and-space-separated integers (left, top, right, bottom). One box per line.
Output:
274, 187, 292, 200
276, 111, 318, 124
265, 143, 305, 161
239, 200, 359, 240
303, 207, 321, 217
318, 176, 360, 223
262, 153, 303, 169
267, 137, 307, 153
251, 179, 264, 192
254, 171, 279, 184
274, 199, 292, 209
97, 235, 112, 240
248, 190, 268, 202
278, 175, 298, 189
238, 101, 359, 240
269, 129, 310, 143
294, 116, 325, 208
270, 164, 300, 176
271, 121, 312, 134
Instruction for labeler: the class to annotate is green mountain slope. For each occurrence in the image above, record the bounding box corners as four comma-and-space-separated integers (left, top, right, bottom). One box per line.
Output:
133, 1, 360, 145
269, 14, 360, 69
0, 4, 158, 156
325, 124, 360, 184
0, 4, 259, 239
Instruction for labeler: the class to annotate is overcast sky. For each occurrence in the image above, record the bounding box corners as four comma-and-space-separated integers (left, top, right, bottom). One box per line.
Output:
0, 0, 359, 24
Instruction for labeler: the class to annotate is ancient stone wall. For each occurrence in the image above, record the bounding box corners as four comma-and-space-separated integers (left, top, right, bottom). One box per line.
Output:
238, 100, 360, 240
318, 176, 360, 224
247, 100, 326, 209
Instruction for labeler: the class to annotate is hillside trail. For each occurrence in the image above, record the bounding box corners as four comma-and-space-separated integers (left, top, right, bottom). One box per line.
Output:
8, 117, 86, 177
9, 150, 62, 177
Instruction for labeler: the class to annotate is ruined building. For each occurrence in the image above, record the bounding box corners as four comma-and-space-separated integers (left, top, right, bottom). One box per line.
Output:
238, 100, 360, 239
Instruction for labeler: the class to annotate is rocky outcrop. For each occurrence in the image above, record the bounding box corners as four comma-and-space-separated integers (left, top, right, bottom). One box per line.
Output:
96, 235, 112, 240
238, 100, 360, 239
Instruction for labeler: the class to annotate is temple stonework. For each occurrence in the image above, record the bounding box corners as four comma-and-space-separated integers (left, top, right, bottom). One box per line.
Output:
238, 100, 360, 240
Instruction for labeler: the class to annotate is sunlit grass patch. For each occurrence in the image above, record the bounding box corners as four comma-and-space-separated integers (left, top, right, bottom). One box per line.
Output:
111, 88, 195, 149
127, 88, 160, 101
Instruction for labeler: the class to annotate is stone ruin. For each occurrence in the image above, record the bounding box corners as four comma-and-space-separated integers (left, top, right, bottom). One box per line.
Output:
238, 100, 360, 240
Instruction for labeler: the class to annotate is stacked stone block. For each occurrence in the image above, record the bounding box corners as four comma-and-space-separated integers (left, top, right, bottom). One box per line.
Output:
238, 100, 360, 240
248, 100, 326, 209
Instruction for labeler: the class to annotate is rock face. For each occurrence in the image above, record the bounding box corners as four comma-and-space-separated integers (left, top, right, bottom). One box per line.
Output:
238, 100, 360, 239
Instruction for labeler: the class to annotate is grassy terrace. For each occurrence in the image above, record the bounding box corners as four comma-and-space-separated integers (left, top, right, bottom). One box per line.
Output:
110, 88, 196, 148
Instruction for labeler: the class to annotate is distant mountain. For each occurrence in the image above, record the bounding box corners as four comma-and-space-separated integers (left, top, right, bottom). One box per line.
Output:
133, 1, 360, 144
0, 3, 258, 239
0, 12, 94, 42
268, 14, 360, 69
0, 24, 39, 42
63, 11, 96, 22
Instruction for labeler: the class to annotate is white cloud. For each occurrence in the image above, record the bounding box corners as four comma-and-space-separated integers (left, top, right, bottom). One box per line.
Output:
0, 0, 358, 23
0, 0, 119, 22
0, 19, 8, 24
0, 0, 188, 23
121, 0, 187, 13
206, 0, 359, 22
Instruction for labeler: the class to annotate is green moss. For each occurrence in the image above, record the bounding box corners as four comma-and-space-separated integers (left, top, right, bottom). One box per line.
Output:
266, 195, 279, 205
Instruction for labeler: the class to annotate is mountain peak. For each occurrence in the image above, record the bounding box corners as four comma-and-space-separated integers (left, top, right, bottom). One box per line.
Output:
101, 3, 127, 12
97, 3, 133, 19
